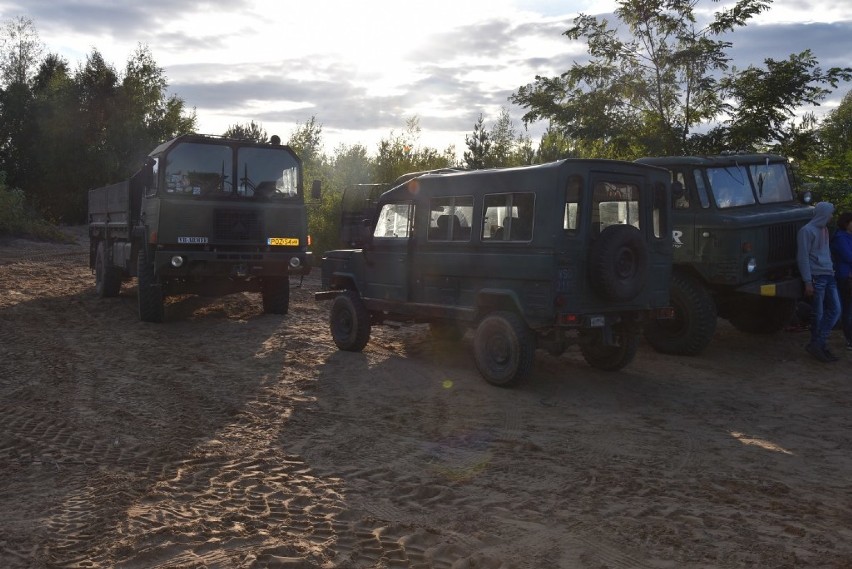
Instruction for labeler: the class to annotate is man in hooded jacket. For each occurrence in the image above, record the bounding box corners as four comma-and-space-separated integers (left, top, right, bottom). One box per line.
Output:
797, 201, 841, 362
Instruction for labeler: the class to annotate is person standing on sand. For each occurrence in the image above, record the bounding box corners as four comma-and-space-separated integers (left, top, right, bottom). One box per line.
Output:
830, 211, 852, 350
797, 201, 841, 362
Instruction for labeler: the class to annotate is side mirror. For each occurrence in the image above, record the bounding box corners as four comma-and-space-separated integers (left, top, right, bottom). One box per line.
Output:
311, 179, 322, 200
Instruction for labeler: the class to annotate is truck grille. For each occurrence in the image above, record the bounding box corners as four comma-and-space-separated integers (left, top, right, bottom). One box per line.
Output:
768, 222, 801, 263
214, 209, 263, 241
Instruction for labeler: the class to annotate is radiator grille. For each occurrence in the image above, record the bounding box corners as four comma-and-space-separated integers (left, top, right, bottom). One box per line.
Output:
214, 209, 263, 241
768, 222, 801, 263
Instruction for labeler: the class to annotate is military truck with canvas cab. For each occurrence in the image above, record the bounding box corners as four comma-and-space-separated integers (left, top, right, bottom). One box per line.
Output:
316, 159, 676, 387
88, 133, 319, 322
636, 153, 812, 355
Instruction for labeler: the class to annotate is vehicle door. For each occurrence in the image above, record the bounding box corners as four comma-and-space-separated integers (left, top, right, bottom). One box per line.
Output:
364, 201, 415, 302
669, 168, 699, 262
586, 170, 670, 304
339, 183, 389, 247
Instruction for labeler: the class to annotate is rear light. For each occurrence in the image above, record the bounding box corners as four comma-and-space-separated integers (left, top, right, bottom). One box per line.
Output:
741, 241, 753, 253
308, 234, 312, 247
558, 313, 579, 325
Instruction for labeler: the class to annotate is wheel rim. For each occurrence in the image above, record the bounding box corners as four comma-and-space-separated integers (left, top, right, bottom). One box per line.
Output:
486, 333, 510, 367
615, 246, 636, 279
333, 306, 354, 340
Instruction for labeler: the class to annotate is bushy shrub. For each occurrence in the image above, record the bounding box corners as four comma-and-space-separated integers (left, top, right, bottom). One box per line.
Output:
0, 181, 67, 241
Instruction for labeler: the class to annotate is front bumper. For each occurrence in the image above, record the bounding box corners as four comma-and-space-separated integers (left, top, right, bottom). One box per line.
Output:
154, 249, 312, 278
735, 276, 802, 299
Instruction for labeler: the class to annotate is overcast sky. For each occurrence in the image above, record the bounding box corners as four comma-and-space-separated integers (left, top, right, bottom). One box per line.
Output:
3, 0, 851, 157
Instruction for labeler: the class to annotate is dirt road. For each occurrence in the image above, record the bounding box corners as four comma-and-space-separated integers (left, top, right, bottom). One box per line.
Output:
1, 227, 851, 568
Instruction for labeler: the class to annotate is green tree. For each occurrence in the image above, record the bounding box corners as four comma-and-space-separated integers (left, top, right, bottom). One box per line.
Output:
799, 90, 852, 211
818, 89, 852, 176
309, 143, 374, 255
223, 120, 268, 142
511, 0, 773, 158
490, 107, 518, 166
512, 126, 536, 166
288, 115, 325, 173
463, 114, 491, 169
287, 116, 334, 254
0, 17, 43, 192
24, 45, 196, 222
717, 50, 851, 154
117, 44, 196, 169
0, 16, 43, 86
374, 116, 455, 183
0, 80, 34, 189
536, 124, 576, 162
27, 53, 78, 221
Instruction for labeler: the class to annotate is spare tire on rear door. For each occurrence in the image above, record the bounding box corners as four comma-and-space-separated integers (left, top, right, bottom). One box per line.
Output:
588, 224, 649, 301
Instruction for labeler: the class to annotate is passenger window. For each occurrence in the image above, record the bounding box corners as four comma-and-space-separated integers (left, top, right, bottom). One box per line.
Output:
482, 192, 535, 241
592, 181, 640, 234
428, 196, 473, 241
673, 172, 690, 209
653, 182, 667, 238
564, 175, 581, 232
693, 170, 710, 208
374, 203, 414, 238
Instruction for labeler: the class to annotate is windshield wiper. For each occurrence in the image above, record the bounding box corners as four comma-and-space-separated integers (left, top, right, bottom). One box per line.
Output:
240, 163, 256, 195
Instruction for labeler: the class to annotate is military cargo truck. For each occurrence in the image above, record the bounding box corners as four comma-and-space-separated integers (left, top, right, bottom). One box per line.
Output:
316, 159, 676, 387
636, 154, 812, 355
88, 134, 319, 322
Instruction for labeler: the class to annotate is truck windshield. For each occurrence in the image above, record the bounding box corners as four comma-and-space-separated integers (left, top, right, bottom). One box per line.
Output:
162, 142, 301, 199
749, 162, 794, 204
706, 163, 793, 208
164, 143, 233, 196
237, 147, 301, 198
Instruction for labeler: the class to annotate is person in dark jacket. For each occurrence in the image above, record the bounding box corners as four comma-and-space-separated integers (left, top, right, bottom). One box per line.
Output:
830, 211, 852, 350
797, 201, 841, 362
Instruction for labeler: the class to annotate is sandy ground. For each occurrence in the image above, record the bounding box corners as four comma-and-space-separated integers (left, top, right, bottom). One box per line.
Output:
1, 226, 851, 569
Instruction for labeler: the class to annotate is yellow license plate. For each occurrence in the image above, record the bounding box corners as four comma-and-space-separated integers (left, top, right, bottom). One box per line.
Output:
268, 237, 299, 246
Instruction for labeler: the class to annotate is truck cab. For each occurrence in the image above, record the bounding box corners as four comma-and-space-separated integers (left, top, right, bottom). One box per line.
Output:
636, 154, 812, 355
317, 159, 675, 387
89, 134, 318, 322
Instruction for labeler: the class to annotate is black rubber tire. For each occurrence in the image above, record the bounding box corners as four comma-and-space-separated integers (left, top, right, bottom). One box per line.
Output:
95, 242, 121, 298
473, 311, 535, 387
261, 276, 290, 314
588, 225, 649, 302
727, 297, 796, 334
580, 328, 639, 371
137, 246, 164, 323
430, 321, 465, 342
644, 272, 716, 356
330, 291, 371, 352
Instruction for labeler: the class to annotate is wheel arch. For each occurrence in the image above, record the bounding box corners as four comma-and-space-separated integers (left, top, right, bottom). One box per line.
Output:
328, 272, 361, 294
475, 289, 524, 321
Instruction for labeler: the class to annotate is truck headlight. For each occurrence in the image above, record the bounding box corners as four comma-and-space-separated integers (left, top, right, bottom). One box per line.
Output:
170, 255, 185, 268
289, 256, 301, 268
745, 257, 757, 273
